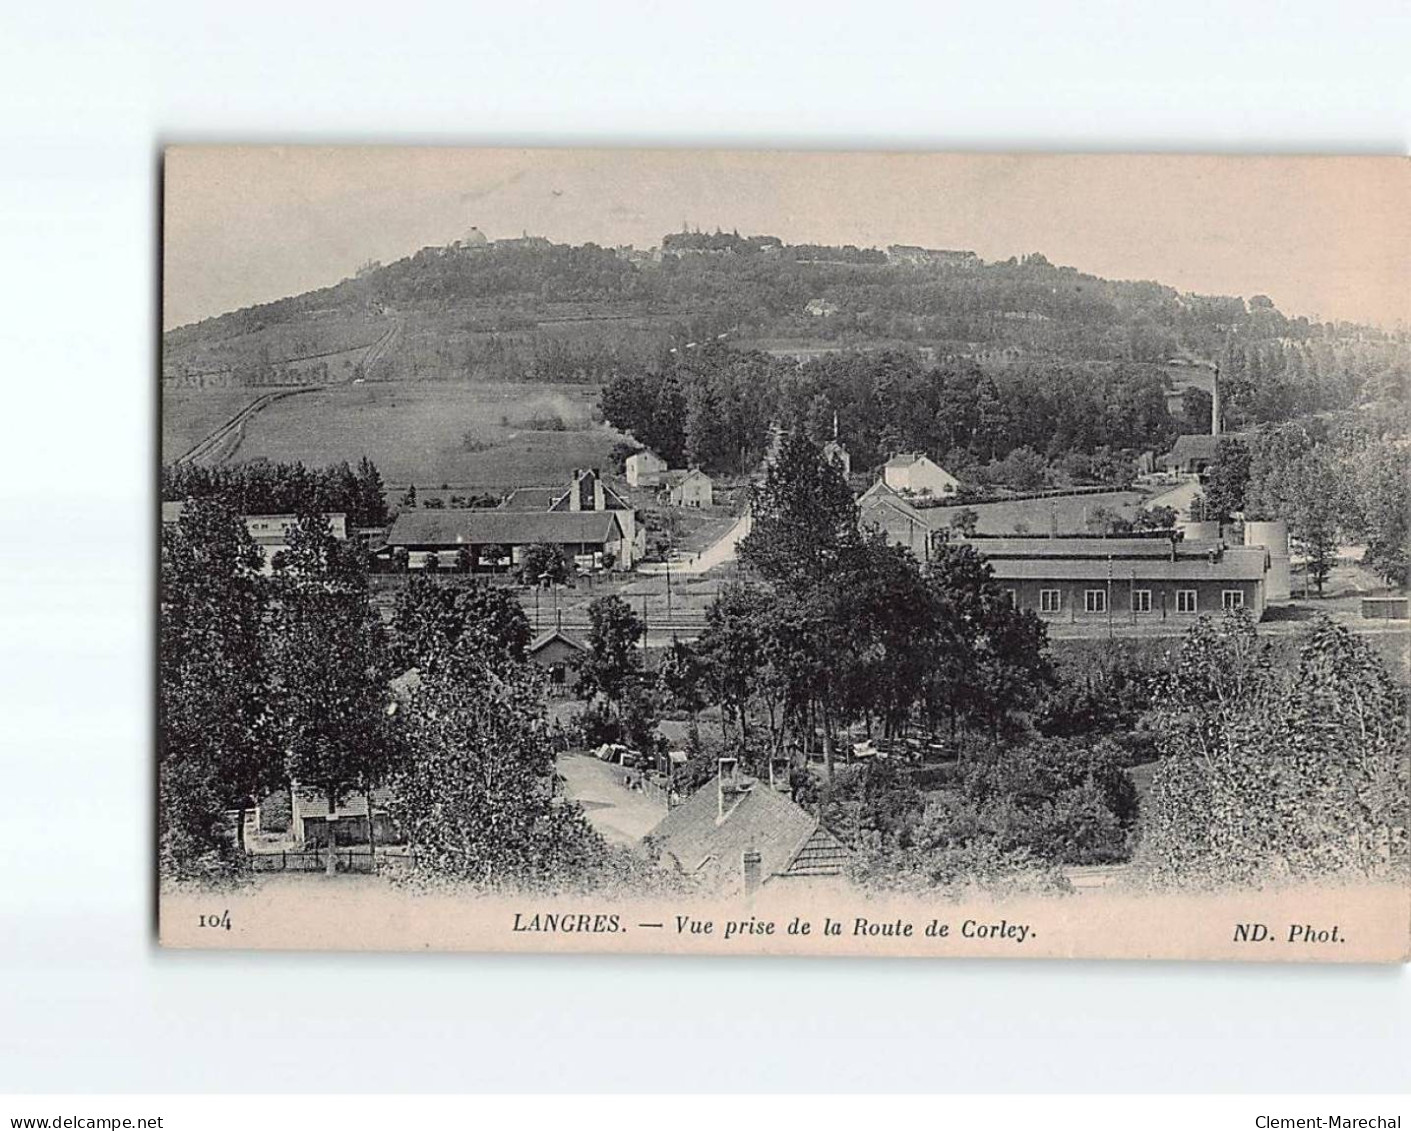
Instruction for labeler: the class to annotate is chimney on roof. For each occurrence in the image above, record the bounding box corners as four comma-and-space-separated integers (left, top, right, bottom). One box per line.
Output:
742, 849, 762, 896
768, 754, 792, 798
717, 756, 746, 819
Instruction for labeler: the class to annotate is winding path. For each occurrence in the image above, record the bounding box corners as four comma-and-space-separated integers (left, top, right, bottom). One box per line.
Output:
636, 510, 753, 576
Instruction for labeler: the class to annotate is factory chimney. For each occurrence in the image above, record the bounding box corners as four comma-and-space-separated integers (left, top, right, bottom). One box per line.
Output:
1210, 364, 1222, 437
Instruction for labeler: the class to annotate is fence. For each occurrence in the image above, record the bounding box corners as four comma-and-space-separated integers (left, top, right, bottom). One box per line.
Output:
912, 483, 1138, 511
248, 848, 416, 875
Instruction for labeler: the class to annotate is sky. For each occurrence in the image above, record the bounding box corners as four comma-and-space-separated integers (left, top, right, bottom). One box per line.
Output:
163, 148, 1409, 331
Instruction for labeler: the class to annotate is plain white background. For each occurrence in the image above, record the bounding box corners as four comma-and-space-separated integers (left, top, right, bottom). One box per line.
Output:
1, 0, 1408, 1094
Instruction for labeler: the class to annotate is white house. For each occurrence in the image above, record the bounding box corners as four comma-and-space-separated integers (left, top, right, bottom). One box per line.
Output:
625, 449, 667, 488
881, 453, 960, 497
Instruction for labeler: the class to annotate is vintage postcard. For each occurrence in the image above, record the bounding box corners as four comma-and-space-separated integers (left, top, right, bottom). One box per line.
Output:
158, 148, 1410, 960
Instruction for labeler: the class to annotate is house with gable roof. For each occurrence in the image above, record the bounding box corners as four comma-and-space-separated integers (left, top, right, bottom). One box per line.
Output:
662, 467, 713, 508
857, 479, 937, 560
881, 452, 961, 497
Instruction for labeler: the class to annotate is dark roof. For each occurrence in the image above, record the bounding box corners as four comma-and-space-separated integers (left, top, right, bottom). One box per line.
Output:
386, 509, 623, 548
292, 784, 393, 819
528, 628, 588, 655
1162, 433, 1247, 465
883, 452, 923, 468
646, 773, 849, 893
858, 480, 929, 522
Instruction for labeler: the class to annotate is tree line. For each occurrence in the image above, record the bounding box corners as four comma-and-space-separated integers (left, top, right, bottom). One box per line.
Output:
159, 499, 639, 890
1197, 423, 1409, 590
166, 231, 1409, 392
161, 458, 391, 530
600, 342, 1179, 477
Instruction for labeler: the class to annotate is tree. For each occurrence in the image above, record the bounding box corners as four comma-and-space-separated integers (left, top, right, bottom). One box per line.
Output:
657, 638, 706, 720
1133, 504, 1178, 531
1088, 504, 1130, 536
1202, 438, 1251, 524
1271, 450, 1343, 596
740, 432, 861, 593
1139, 614, 1408, 887
575, 595, 644, 713
949, 507, 980, 538
478, 543, 510, 573
697, 582, 772, 744
458, 583, 532, 664
387, 655, 607, 888
159, 497, 282, 875
1089, 445, 1135, 489
518, 542, 571, 587
390, 574, 533, 672
947, 736, 1139, 864
924, 543, 1053, 741
992, 445, 1048, 491
400, 484, 418, 508
355, 456, 389, 527
1346, 439, 1410, 586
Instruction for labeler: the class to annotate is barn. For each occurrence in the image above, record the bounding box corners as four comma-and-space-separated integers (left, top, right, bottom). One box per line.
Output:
384, 509, 631, 571
973, 536, 1270, 623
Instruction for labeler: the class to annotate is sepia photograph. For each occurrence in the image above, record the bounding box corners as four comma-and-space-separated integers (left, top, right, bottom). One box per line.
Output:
7, 0, 1411, 1114
156, 148, 1410, 960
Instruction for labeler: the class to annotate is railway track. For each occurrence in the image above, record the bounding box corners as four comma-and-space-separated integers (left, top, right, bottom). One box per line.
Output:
171, 319, 404, 467
171, 386, 317, 466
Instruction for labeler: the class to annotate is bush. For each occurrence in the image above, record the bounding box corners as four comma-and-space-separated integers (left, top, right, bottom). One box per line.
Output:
258, 788, 291, 833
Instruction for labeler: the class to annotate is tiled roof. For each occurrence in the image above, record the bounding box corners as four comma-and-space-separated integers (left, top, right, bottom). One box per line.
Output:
859, 480, 930, 523
386, 509, 623, 548
781, 826, 852, 877
292, 784, 393, 820
1162, 433, 1247, 465
646, 773, 848, 893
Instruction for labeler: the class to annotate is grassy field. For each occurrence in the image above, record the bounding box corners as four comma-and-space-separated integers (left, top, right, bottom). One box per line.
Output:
161, 387, 294, 460
186, 380, 626, 490
929, 490, 1148, 536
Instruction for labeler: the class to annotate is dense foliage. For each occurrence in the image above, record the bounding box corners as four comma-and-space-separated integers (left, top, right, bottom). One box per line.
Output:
600, 344, 1180, 477
162, 457, 390, 529
1138, 612, 1409, 887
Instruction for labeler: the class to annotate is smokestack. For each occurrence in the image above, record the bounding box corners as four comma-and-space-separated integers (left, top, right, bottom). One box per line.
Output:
1211, 365, 1221, 437
742, 849, 762, 895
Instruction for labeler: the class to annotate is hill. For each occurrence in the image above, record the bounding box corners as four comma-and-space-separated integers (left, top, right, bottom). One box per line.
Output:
162, 233, 1407, 389
161, 233, 1410, 488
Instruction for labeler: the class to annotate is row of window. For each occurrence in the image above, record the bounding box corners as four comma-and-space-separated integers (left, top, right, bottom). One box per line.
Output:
1025, 588, 1245, 614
